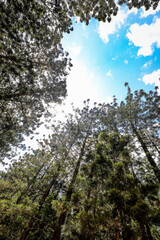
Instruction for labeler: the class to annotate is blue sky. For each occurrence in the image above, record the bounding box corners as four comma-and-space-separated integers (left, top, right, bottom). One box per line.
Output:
62, 4, 160, 107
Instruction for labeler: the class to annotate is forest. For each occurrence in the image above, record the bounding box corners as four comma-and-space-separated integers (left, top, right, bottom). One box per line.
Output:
0, 0, 160, 240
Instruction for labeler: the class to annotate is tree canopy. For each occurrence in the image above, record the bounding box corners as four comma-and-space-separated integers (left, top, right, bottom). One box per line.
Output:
0, 0, 72, 160
1, 0, 160, 160
0, 88, 159, 240
0, 2, 160, 238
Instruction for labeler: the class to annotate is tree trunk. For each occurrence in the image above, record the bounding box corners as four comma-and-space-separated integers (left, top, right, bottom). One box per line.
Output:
130, 121, 160, 182
115, 220, 120, 240
144, 130, 160, 156
19, 175, 58, 240
51, 211, 67, 240
140, 223, 147, 240
19, 218, 35, 240
19, 142, 75, 240
17, 163, 45, 204
52, 133, 89, 240
146, 224, 153, 240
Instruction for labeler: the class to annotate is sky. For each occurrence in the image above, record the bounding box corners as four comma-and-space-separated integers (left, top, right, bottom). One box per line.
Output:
61, 3, 160, 107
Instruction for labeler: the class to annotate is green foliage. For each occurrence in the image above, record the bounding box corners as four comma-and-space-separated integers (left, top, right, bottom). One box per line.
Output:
1, 0, 160, 162
0, 0, 72, 160
0, 92, 159, 239
107, 188, 124, 206
1, 0, 160, 238
131, 200, 150, 223
150, 226, 160, 240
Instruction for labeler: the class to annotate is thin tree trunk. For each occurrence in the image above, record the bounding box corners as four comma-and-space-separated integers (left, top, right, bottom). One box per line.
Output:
19, 175, 58, 240
144, 130, 160, 156
116, 230, 119, 240
130, 121, 160, 182
140, 222, 147, 240
19, 138, 77, 240
115, 220, 120, 240
39, 175, 58, 210
146, 224, 153, 240
17, 163, 45, 204
52, 132, 89, 240
19, 218, 35, 240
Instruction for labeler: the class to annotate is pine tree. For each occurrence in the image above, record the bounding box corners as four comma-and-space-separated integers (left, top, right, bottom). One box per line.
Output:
0, 0, 72, 161
118, 84, 160, 182
0, 99, 159, 239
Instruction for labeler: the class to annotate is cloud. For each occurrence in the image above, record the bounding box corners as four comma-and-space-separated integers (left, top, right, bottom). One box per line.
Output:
140, 3, 160, 18
142, 60, 152, 69
129, 8, 138, 15
98, 9, 126, 43
66, 43, 82, 58
126, 17, 160, 56
112, 57, 118, 60
98, 7, 138, 43
142, 69, 160, 93
106, 70, 112, 77
124, 60, 128, 64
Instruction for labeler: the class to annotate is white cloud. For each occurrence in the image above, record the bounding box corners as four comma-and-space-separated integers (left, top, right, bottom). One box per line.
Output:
66, 43, 82, 58
142, 69, 160, 93
106, 70, 112, 77
112, 57, 118, 60
126, 17, 160, 56
98, 7, 137, 43
98, 9, 126, 43
124, 60, 128, 64
140, 3, 160, 18
142, 60, 152, 69
128, 7, 138, 15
